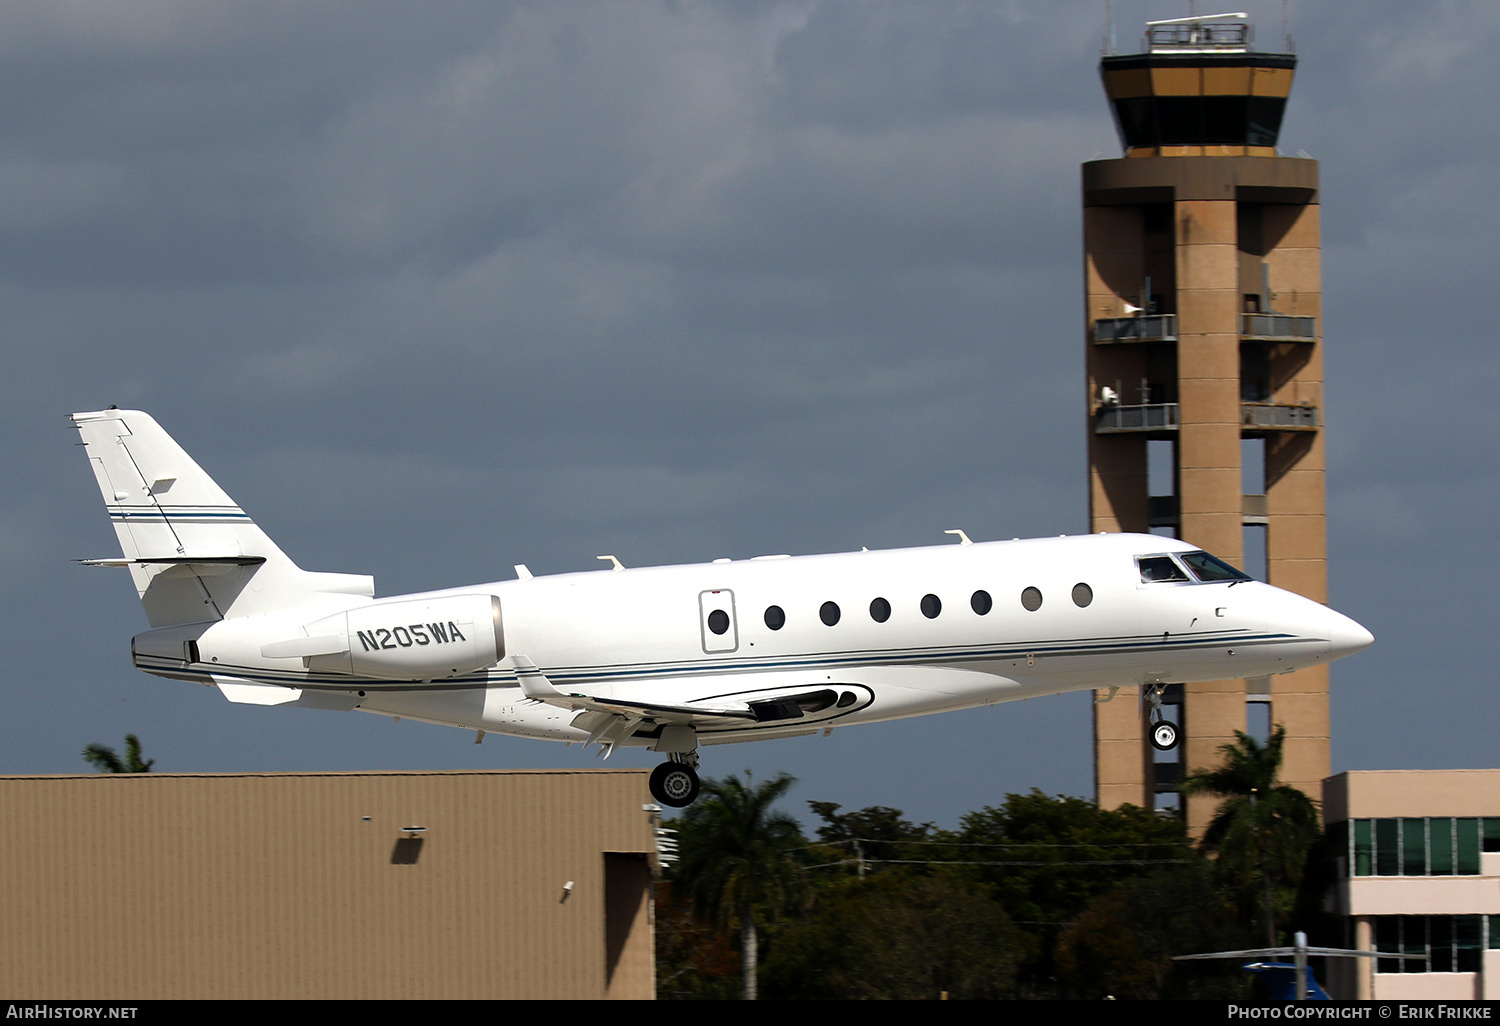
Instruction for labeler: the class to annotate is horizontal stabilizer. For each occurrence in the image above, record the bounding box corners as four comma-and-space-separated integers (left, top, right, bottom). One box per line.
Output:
78, 556, 266, 567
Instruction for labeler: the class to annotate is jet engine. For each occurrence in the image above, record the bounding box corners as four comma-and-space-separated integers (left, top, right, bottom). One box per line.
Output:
296, 593, 505, 680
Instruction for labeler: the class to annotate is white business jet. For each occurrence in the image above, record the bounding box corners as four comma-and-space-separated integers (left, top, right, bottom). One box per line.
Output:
71, 409, 1372, 807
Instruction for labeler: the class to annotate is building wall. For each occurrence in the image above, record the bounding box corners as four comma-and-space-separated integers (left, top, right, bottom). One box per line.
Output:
0, 770, 658, 999
1085, 156, 1327, 830
1323, 770, 1500, 1001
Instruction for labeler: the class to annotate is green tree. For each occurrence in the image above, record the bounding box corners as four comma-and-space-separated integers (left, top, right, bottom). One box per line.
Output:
1178, 725, 1320, 944
806, 801, 932, 874
949, 791, 1196, 997
764, 871, 1023, 999
672, 772, 809, 1000
654, 881, 744, 1000
81, 734, 154, 773
1056, 861, 1252, 999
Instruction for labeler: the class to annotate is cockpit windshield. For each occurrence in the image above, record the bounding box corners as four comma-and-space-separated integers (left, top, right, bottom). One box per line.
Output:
1137, 551, 1253, 585
1137, 555, 1190, 583
1179, 551, 1252, 583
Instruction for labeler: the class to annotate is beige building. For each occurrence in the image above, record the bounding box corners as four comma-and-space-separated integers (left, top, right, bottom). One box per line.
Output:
0, 769, 660, 999
1085, 14, 1328, 832
1322, 770, 1500, 1001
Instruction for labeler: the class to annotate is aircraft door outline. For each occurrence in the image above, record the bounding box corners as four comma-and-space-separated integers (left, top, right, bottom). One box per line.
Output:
698, 589, 738, 654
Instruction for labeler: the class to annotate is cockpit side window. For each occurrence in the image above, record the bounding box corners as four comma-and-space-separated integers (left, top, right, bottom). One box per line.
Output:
1137, 555, 1190, 583
1180, 551, 1252, 583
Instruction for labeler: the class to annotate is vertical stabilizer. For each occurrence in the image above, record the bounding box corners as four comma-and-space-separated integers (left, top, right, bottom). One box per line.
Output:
72, 409, 373, 627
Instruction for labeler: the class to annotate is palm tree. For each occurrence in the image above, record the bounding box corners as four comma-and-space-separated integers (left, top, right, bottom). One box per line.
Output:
672, 772, 808, 999
82, 734, 154, 773
1178, 725, 1319, 944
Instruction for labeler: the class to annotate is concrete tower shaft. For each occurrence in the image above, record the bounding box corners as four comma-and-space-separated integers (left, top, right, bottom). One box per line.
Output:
1085, 14, 1327, 834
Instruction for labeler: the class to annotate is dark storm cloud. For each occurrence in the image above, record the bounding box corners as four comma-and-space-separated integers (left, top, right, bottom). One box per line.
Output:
2, 0, 1496, 824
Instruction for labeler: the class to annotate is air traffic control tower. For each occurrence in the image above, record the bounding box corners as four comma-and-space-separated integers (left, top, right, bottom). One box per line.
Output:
1084, 13, 1326, 832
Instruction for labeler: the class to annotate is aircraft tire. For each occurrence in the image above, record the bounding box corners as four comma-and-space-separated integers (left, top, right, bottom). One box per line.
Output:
650, 762, 701, 808
1149, 719, 1179, 751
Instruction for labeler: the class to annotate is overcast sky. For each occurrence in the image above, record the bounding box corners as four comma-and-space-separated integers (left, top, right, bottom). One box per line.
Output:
2, 1, 1496, 828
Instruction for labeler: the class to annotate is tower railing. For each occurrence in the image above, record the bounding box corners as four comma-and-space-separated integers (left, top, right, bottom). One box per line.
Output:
1146, 21, 1250, 53
1093, 314, 1177, 343
1095, 402, 1320, 434
1241, 403, 1319, 430
1242, 313, 1317, 340
1094, 402, 1179, 433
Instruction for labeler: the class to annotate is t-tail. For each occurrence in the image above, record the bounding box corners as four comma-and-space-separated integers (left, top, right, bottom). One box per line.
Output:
71, 409, 374, 629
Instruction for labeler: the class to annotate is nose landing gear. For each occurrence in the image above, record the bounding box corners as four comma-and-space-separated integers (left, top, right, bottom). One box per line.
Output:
1150, 719, 1179, 751
1143, 682, 1180, 751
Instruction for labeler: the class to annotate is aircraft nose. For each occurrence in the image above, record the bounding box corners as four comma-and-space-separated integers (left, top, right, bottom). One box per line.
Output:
1323, 608, 1374, 661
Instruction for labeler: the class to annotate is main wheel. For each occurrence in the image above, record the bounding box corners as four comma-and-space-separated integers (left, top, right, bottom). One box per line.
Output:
1149, 719, 1179, 751
650, 762, 701, 808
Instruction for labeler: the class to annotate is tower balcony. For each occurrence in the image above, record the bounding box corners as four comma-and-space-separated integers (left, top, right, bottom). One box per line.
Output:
1094, 402, 1180, 435
1093, 401, 1319, 435
1092, 312, 1315, 344
1093, 314, 1177, 344
1241, 402, 1319, 432
1242, 313, 1316, 341
1149, 494, 1269, 529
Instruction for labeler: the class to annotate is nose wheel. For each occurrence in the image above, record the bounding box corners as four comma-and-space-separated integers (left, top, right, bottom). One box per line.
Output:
650, 761, 701, 807
1142, 682, 1180, 751
1149, 719, 1179, 751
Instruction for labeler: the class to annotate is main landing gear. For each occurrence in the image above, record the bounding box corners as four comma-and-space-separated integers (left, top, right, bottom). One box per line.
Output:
649, 753, 701, 808
1143, 682, 1180, 752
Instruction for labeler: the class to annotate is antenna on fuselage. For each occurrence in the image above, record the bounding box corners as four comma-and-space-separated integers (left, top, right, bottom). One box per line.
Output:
944, 529, 973, 546
597, 555, 624, 572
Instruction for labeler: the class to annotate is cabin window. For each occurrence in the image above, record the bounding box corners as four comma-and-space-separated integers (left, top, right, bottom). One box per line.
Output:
764, 605, 785, 631
820, 601, 841, 627
869, 597, 891, 623
1137, 555, 1190, 583
1021, 587, 1043, 612
707, 609, 730, 635
1072, 583, 1093, 608
971, 590, 992, 615
921, 594, 942, 619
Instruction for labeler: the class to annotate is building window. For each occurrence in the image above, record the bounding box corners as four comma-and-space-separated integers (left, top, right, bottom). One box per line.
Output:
1403, 817, 1426, 876
1345, 817, 1498, 877
1374, 916, 1486, 974
1353, 820, 1373, 876
1377, 819, 1399, 876
1431, 817, 1453, 874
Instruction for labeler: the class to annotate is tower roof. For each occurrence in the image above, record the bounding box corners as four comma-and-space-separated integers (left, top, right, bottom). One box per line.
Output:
1100, 14, 1295, 157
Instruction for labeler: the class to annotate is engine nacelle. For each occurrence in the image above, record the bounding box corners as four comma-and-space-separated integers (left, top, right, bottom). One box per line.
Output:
303, 593, 504, 681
